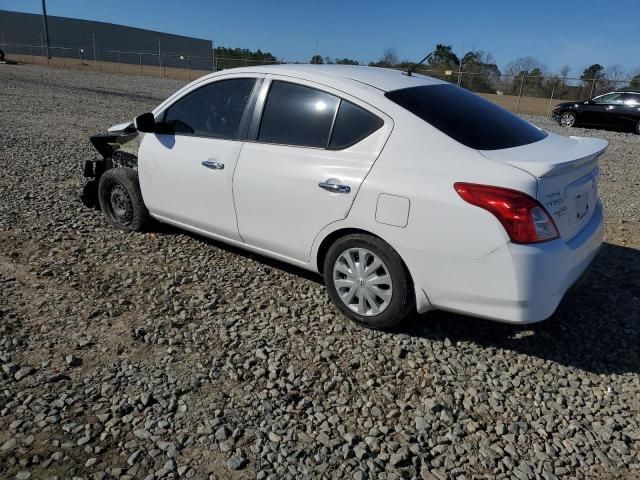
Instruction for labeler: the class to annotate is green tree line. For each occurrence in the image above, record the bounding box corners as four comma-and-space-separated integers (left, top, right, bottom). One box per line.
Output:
216, 44, 640, 98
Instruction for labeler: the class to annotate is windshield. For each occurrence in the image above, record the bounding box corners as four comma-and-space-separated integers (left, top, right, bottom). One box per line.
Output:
385, 84, 548, 150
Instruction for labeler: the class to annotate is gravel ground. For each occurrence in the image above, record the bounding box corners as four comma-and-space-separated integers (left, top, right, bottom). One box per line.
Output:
1, 64, 639, 480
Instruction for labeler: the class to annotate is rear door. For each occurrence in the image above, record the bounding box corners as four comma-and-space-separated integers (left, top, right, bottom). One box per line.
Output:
618, 93, 640, 129
233, 78, 392, 262
138, 75, 261, 240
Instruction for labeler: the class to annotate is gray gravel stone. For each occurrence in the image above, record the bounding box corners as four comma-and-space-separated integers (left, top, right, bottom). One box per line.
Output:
226, 456, 247, 470
0, 63, 638, 480
1, 438, 17, 451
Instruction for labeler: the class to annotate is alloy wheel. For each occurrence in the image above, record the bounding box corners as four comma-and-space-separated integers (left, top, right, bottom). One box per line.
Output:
560, 112, 575, 127
332, 248, 393, 316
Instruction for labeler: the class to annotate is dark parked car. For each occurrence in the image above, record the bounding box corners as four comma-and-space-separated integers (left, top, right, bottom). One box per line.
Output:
552, 90, 640, 134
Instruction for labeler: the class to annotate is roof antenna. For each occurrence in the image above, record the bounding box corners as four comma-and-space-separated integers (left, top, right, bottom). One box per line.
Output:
405, 52, 433, 76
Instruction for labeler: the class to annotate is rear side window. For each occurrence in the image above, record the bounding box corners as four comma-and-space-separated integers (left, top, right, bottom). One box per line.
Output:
622, 93, 640, 105
329, 101, 383, 149
164, 78, 256, 139
385, 84, 548, 150
258, 81, 339, 147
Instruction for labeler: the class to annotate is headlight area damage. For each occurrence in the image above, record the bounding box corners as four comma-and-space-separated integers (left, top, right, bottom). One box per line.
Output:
82, 123, 141, 209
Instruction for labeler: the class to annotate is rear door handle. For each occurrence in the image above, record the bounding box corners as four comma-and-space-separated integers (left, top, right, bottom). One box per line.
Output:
318, 181, 351, 194
202, 159, 224, 170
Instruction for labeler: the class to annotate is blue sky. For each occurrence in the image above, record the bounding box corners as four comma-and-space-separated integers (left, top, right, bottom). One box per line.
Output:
2, 0, 638, 76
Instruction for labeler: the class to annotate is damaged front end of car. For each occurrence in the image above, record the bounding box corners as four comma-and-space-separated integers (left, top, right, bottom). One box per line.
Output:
82, 122, 141, 209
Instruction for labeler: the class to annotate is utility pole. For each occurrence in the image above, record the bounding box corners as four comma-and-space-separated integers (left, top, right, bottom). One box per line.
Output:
158, 37, 161, 68
92, 33, 97, 63
41, 0, 51, 59
457, 44, 464, 86
212, 38, 216, 72
314, 41, 318, 64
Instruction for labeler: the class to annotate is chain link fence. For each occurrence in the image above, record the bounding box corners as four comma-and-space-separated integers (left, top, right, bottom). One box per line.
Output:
406, 66, 635, 116
0, 42, 282, 82
1, 41, 636, 116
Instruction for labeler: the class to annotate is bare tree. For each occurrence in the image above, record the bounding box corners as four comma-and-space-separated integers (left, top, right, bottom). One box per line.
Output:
604, 65, 628, 81
505, 56, 546, 76
604, 64, 627, 90
381, 46, 399, 66
559, 64, 570, 87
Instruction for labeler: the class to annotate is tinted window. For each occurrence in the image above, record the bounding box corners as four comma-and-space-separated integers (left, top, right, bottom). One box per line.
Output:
259, 81, 339, 147
593, 92, 624, 104
385, 84, 548, 150
329, 101, 383, 149
164, 78, 256, 139
622, 93, 640, 105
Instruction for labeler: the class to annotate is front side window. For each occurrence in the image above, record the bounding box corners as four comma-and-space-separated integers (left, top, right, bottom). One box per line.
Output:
385, 84, 547, 150
163, 78, 256, 139
593, 92, 624, 104
329, 101, 383, 149
258, 81, 339, 148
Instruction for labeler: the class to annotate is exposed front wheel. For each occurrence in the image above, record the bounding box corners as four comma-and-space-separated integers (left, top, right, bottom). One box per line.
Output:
97, 168, 150, 231
559, 111, 576, 127
324, 234, 415, 329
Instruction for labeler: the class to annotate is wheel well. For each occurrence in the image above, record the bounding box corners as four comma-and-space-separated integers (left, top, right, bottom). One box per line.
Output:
316, 228, 377, 274
315, 228, 415, 281
316, 227, 418, 307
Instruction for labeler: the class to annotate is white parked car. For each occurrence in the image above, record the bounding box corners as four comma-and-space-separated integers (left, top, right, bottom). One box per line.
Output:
84, 65, 606, 329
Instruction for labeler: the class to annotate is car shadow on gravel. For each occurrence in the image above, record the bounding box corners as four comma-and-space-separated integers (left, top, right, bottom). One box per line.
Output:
150, 222, 638, 374
398, 242, 640, 375
148, 222, 325, 284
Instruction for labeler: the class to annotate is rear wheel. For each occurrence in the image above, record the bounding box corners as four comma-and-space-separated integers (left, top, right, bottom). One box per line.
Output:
323, 234, 414, 329
559, 111, 576, 127
635, 119, 640, 135
98, 168, 150, 231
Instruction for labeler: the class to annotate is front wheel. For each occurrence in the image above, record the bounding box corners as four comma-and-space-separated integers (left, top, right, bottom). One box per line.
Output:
97, 168, 150, 231
323, 234, 415, 329
559, 111, 576, 127
635, 120, 640, 135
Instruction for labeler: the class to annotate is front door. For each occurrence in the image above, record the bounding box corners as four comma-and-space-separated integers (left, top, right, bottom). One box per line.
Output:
138, 76, 260, 240
233, 78, 392, 262
585, 92, 624, 126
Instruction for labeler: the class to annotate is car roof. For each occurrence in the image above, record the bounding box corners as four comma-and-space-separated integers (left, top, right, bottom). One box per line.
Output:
212, 64, 447, 92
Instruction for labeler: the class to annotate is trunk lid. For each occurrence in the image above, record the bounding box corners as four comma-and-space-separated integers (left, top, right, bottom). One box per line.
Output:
480, 133, 607, 241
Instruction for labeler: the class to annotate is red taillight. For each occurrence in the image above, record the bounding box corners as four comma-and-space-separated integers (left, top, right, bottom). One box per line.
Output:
454, 183, 559, 244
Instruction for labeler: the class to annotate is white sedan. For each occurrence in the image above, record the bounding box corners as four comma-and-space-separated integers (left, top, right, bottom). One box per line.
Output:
84, 64, 606, 329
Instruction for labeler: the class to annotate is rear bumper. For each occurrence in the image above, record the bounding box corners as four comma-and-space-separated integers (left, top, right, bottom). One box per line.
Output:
403, 201, 604, 323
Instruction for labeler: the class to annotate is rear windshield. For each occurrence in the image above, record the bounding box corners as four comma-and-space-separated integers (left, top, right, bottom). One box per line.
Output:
385, 84, 547, 150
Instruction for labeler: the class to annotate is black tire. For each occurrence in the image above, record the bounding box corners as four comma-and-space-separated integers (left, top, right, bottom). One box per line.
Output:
635, 119, 640, 135
558, 111, 577, 128
97, 168, 150, 231
323, 234, 415, 329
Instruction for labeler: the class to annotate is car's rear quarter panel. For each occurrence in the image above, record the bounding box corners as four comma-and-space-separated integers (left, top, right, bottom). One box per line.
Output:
313, 105, 542, 315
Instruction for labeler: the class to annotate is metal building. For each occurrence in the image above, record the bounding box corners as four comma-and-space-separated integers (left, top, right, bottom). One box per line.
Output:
0, 9, 213, 69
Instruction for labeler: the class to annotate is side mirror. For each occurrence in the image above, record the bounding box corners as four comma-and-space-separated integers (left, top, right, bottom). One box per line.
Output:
134, 112, 156, 133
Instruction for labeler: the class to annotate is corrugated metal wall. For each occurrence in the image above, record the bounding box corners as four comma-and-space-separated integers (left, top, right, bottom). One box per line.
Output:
0, 10, 213, 69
